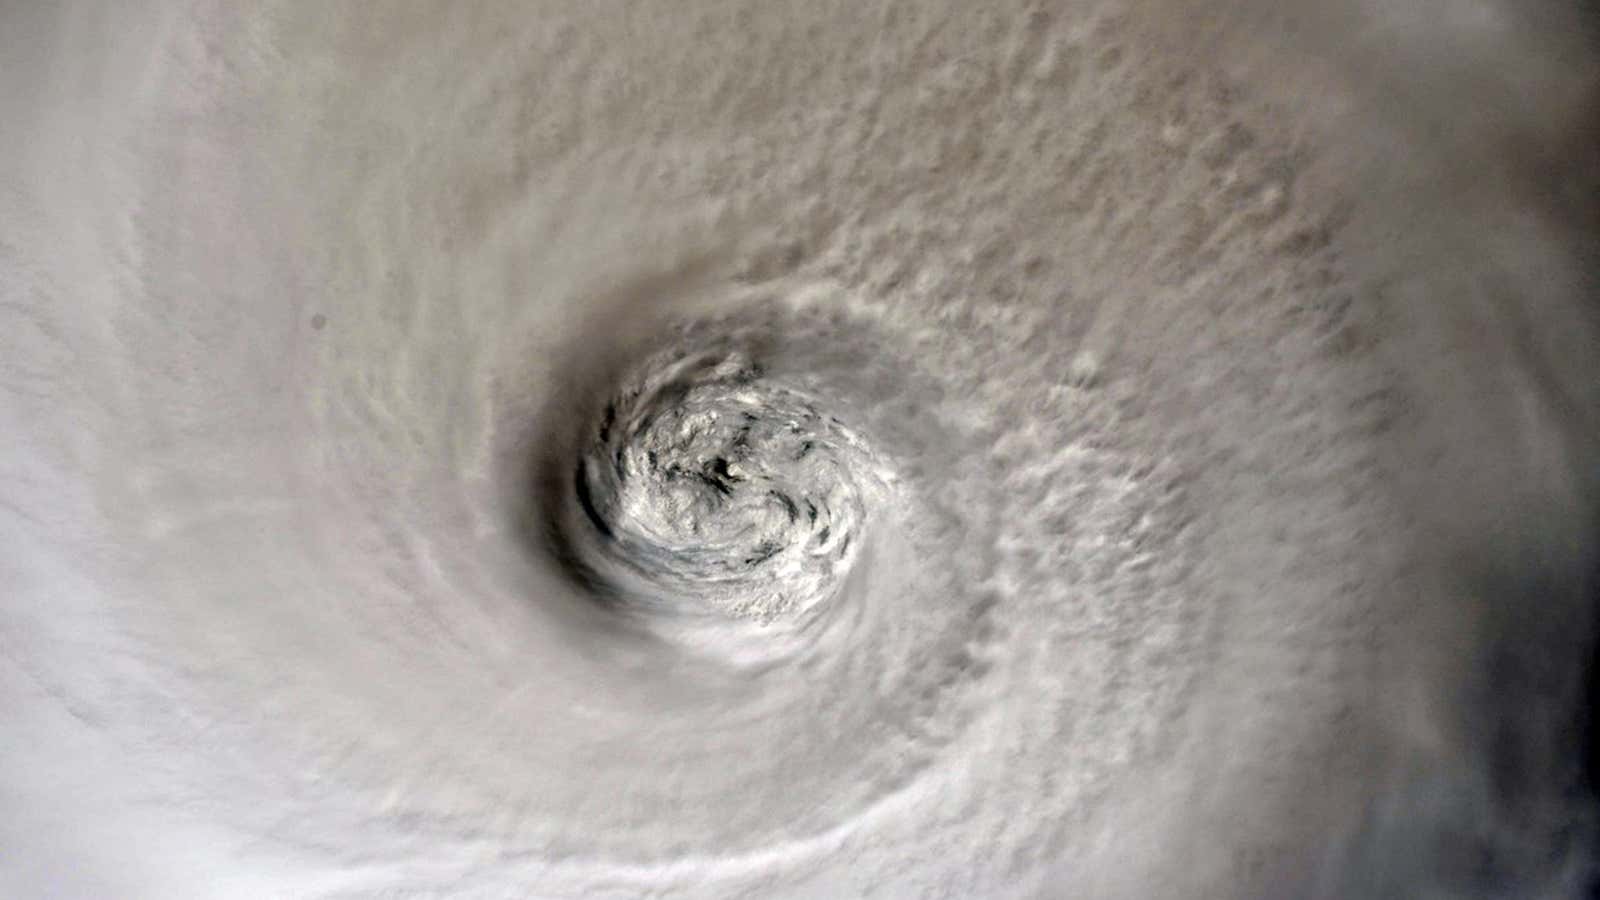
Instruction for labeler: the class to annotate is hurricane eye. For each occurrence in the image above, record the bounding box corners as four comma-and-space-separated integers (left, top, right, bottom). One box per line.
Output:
559, 340, 890, 631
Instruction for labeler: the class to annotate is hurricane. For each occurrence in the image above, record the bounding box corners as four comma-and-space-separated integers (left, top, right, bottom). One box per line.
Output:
3, 2, 1598, 898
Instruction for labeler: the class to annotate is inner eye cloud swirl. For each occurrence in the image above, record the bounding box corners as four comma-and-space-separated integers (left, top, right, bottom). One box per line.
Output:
566, 335, 890, 627
2, 1, 1598, 898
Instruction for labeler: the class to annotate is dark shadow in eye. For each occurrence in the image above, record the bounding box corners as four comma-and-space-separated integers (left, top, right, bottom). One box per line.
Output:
516, 429, 625, 612
573, 462, 613, 540
503, 310, 649, 617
